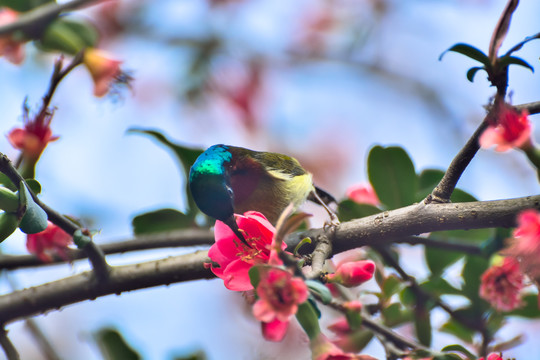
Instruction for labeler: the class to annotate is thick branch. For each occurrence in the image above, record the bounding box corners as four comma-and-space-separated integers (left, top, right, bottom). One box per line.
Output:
289, 195, 540, 255
0, 251, 212, 325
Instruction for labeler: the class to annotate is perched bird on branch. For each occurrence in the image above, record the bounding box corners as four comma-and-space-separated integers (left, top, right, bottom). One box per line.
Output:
189, 144, 337, 242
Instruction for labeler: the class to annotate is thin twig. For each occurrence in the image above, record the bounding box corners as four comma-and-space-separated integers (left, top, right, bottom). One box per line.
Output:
0, 153, 110, 280
0, 229, 214, 270
394, 236, 483, 255
303, 233, 332, 280
0, 328, 19, 360
375, 246, 486, 333
0, 0, 104, 36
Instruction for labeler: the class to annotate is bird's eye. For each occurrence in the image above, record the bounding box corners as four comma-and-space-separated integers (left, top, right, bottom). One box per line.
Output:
226, 186, 234, 197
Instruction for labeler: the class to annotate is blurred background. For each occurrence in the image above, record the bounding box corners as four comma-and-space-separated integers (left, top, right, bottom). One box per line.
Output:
0, 0, 539, 358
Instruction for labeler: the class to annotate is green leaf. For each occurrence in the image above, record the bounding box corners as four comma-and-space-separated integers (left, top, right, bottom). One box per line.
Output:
466, 67, 485, 82
440, 319, 475, 344
95, 328, 141, 360
507, 294, 540, 318
367, 145, 417, 209
39, 19, 97, 54
421, 277, 462, 297
305, 280, 332, 304
345, 308, 362, 330
0, 187, 19, 213
296, 301, 321, 340
337, 199, 380, 222
414, 306, 432, 346
503, 34, 540, 57
25, 179, 41, 195
382, 303, 411, 327
381, 274, 402, 299
73, 229, 91, 248
128, 129, 204, 219
441, 344, 476, 360
439, 43, 490, 67
461, 255, 490, 302
0, 173, 15, 190
498, 55, 535, 73
248, 266, 261, 290
18, 181, 48, 234
425, 246, 463, 277
132, 208, 193, 235
0, 211, 20, 243
0, 0, 54, 12
416, 169, 444, 200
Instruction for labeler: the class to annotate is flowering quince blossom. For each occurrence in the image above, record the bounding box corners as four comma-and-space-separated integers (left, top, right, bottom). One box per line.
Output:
310, 333, 377, 360
326, 260, 376, 288
83, 48, 123, 97
345, 183, 380, 206
0, 8, 25, 64
207, 211, 287, 291
7, 105, 59, 163
26, 222, 73, 262
479, 257, 524, 312
252, 267, 308, 342
479, 102, 531, 152
327, 317, 363, 353
478, 353, 503, 360
505, 209, 540, 273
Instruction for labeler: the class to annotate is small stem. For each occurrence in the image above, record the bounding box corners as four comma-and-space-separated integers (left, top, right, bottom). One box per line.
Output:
394, 236, 483, 255
0, 153, 110, 280
304, 233, 332, 280
0, 328, 19, 360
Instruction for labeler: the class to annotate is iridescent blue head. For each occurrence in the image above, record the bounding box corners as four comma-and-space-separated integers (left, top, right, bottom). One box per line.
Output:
189, 144, 235, 221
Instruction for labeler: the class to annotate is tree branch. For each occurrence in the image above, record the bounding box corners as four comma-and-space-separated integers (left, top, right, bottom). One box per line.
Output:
0, 328, 19, 360
0, 229, 214, 270
289, 195, 540, 255
0, 0, 104, 36
0, 251, 212, 325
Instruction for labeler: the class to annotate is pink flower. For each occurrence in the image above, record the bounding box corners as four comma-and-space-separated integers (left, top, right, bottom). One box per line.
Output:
326, 260, 375, 288
479, 102, 531, 152
346, 183, 380, 206
504, 209, 540, 280
7, 104, 58, 162
83, 48, 123, 97
208, 211, 286, 291
310, 333, 377, 360
253, 267, 308, 342
0, 8, 25, 64
478, 353, 503, 360
26, 222, 72, 262
479, 257, 524, 312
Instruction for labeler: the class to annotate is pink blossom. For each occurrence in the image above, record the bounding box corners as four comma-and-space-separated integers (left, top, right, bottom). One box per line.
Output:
253, 267, 308, 341
479, 257, 524, 312
0, 8, 25, 64
26, 222, 72, 262
326, 260, 375, 288
7, 105, 58, 162
83, 48, 123, 97
504, 209, 540, 281
478, 353, 503, 360
310, 333, 377, 360
479, 102, 531, 152
208, 211, 286, 291
346, 183, 380, 206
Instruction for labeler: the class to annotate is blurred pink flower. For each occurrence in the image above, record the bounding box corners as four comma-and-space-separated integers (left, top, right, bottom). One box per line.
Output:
479, 257, 524, 312
310, 333, 377, 360
478, 353, 503, 360
346, 183, 380, 206
326, 260, 375, 288
253, 267, 308, 342
208, 211, 286, 291
0, 8, 25, 64
83, 48, 123, 97
479, 102, 531, 152
7, 103, 59, 165
26, 222, 72, 263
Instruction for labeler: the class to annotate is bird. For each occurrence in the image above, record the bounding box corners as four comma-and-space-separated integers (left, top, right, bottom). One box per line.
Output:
189, 144, 337, 243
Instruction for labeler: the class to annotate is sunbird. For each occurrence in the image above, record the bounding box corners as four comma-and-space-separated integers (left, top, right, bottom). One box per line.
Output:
189, 144, 337, 242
